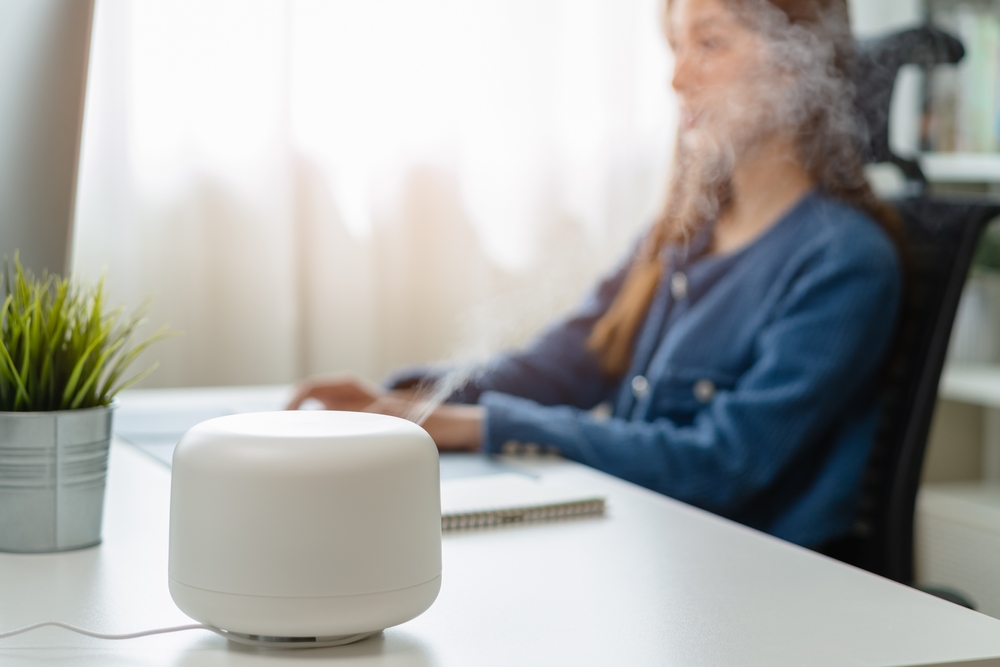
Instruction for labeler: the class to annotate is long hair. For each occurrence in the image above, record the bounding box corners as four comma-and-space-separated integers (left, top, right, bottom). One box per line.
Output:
587, 0, 902, 378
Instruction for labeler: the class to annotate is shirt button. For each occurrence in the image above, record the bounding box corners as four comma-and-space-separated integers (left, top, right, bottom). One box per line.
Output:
693, 379, 715, 403
631, 375, 650, 399
670, 272, 688, 300
501, 440, 522, 454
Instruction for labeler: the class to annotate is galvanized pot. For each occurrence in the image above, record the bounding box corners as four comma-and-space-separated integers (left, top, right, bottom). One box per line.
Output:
0, 404, 114, 553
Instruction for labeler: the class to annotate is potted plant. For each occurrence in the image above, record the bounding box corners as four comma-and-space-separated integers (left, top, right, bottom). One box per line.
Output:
0, 256, 174, 553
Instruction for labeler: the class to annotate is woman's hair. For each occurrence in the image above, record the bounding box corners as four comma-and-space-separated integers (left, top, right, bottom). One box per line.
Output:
587, 0, 903, 378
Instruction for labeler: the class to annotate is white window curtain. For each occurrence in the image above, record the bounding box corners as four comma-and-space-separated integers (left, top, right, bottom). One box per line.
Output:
72, 0, 676, 387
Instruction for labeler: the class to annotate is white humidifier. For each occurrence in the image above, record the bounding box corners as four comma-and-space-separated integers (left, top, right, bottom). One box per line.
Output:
168, 411, 442, 647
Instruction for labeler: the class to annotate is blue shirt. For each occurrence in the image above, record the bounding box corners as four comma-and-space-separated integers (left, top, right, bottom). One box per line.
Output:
392, 192, 902, 547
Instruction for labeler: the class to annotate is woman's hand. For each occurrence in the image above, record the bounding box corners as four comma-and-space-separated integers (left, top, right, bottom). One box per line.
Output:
362, 394, 483, 452
287, 373, 383, 411
288, 374, 482, 451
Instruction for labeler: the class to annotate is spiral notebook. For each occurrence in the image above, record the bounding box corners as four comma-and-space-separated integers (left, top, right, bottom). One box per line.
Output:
440, 473, 605, 532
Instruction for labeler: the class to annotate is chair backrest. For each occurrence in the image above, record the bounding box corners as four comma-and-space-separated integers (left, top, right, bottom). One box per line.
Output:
828, 27, 1000, 583
849, 199, 999, 582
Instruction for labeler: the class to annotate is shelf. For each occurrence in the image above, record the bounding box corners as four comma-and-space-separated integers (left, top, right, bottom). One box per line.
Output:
917, 481, 1000, 619
939, 362, 1000, 408
920, 153, 1000, 184
921, 481, 1000, 532
938, 362, 1000, 482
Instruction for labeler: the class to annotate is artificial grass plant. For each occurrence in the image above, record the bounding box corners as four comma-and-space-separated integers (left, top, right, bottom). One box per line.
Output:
0, 255, 176, 412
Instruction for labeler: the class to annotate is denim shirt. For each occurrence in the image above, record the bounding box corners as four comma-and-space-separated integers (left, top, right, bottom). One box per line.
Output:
392, 192, 902, 547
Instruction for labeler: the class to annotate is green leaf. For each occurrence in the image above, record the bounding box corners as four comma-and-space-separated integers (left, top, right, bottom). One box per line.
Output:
107, 360, 160, 397
70, 337, 125, 409
97, 326, 180, 402
60, 333, 105, 408
0, 254, 176, 411
0, 333, 30, 409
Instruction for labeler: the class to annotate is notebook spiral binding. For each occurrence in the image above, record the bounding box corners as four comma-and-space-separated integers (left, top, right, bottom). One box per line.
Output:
442, 498, 605, 532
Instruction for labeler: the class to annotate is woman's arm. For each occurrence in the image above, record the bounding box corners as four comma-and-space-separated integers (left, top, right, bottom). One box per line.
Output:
461, 240, 900, 511
291, 252, 634, 413
384, 252, 638, 410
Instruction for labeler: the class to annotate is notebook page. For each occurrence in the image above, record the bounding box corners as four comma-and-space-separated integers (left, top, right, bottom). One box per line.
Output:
440, 473, 605, 531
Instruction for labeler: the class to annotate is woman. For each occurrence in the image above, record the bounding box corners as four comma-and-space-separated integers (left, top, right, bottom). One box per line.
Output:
289, 0, 902, 549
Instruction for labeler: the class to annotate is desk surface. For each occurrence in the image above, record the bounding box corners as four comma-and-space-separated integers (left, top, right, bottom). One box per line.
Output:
2, 396, 1000, 665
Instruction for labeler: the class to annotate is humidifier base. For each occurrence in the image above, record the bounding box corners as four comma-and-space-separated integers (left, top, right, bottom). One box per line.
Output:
169, 575, 442, 638
212, 627, 381, 649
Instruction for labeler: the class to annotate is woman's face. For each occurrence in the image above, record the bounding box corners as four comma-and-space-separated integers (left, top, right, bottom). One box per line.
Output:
666, 0, 784, 154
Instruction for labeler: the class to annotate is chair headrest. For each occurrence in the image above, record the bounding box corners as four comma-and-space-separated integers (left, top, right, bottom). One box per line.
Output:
853, 27, 964, 180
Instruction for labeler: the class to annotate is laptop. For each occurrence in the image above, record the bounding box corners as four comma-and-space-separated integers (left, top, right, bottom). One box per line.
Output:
113, 385, 524, 480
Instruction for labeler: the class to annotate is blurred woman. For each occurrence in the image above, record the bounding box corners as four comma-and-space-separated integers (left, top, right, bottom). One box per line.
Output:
290, 0, 902, 548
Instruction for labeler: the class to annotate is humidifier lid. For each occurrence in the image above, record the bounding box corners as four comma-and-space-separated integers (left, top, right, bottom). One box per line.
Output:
174, 410, 431, 473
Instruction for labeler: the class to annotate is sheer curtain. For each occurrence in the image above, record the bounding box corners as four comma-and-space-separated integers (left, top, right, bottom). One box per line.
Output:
72, 0, 675, 387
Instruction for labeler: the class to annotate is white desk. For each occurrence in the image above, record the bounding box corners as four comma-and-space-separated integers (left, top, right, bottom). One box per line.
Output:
3, 393, 1000, 665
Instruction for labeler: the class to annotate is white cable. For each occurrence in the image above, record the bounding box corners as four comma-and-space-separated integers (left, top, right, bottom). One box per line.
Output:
0, 620, 377, 649
0, 621, 209, 641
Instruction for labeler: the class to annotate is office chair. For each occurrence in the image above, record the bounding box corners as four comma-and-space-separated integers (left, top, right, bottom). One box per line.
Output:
820, 27, 1000, 598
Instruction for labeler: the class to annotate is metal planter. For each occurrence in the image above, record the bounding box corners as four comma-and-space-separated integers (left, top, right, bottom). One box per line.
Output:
0, 404, 114, 553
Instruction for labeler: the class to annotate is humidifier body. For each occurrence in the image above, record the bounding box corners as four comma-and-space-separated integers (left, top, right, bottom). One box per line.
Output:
168, 411, 442, 642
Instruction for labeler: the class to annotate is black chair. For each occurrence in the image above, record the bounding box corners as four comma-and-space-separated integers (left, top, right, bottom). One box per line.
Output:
821, 28, 1000, 593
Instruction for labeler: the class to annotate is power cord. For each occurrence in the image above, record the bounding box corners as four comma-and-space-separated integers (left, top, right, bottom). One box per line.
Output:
0, 621, 209, 641
0, 621, 376, 648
